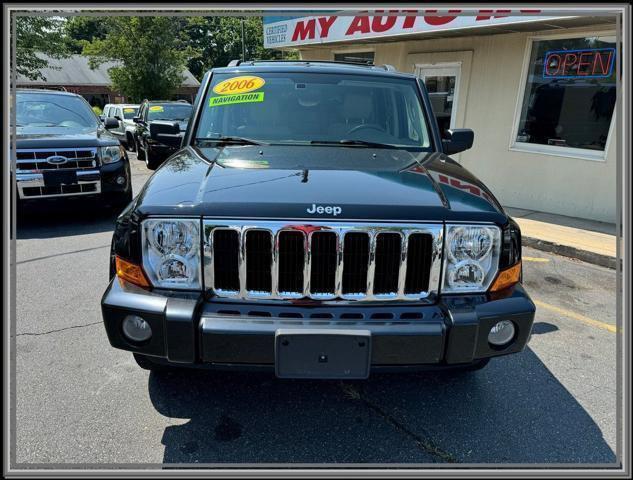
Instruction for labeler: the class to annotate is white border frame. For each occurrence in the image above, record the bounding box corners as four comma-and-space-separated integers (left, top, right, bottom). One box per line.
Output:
509, 28, 617, 162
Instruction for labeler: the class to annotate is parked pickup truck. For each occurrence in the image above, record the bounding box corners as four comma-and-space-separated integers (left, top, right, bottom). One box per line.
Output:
133, 100, 192, 170
15, 89, 132, 212
101, 60, 534, 379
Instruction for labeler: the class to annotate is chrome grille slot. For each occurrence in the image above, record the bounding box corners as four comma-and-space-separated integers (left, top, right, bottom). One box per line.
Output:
277, 231, 305, 294
373, 233, 403, 295
309, 232, 338, 295
342, 232, 369, 295
245, 230, 272, 293
203, 221, 443, 302
212, 229, 240, 292
405, 233, 433, 294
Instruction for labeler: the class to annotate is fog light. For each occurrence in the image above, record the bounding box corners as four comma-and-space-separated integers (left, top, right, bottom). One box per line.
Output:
122, 315, 152, 342
488, 320, 515, 346
116, 176, 126, 185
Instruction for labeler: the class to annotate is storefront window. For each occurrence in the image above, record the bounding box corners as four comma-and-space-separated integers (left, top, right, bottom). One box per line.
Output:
334, 51, 375, 64
515, 35, 616, 153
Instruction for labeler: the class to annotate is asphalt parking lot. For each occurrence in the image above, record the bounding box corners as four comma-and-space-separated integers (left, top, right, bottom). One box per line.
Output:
13, 153, 618, 466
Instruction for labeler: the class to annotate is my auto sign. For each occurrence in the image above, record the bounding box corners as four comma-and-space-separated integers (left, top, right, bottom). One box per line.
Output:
264, 10, 567, 48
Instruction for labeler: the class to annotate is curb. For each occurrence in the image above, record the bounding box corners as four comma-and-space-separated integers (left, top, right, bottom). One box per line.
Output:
523, 236, 617, 270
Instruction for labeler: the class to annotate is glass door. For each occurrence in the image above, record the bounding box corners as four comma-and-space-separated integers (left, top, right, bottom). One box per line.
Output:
415, 63, 462, 139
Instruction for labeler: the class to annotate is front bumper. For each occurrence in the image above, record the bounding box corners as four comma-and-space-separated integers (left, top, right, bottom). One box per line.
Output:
101, 279, 536, 372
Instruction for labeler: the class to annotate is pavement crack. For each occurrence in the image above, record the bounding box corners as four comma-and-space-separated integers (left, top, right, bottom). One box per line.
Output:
15, 321, 102, 337
339, 382, 457, 463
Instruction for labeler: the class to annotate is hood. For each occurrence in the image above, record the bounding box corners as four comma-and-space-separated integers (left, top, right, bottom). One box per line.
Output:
15, 126, 120, 149
135, 145, 507, 224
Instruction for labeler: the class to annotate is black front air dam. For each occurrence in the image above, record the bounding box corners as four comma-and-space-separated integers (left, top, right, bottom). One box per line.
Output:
101, 278, 535, 369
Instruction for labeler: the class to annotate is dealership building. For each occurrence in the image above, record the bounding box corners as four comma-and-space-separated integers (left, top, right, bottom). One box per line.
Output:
264, 11, 618, 223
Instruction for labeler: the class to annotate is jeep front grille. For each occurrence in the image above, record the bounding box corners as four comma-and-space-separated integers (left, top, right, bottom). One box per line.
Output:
203, 221, 443, 302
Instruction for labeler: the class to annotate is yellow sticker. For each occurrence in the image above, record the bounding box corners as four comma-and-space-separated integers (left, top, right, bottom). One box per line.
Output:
213, 76, 265, 95
123, 108, 135, 113
149, 105, 164, 112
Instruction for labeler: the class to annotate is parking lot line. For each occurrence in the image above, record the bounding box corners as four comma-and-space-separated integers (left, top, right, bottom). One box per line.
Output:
533, 299, 617, 333
523, 256, 550, 263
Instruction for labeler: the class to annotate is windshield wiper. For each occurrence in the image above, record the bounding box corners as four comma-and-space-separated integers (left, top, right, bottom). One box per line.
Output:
309, 139, 399, 149
196, 136, 267, 146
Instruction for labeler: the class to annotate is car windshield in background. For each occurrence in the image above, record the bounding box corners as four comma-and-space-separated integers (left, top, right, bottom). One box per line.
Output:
15, 93, 99, 129
148, 104, 192, 121
122, 107, 139, 119
196, 71, 432, 149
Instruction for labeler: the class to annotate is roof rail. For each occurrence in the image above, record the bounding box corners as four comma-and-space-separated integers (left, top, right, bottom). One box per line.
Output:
225, 59, 397, 69
223, 60, 399, 73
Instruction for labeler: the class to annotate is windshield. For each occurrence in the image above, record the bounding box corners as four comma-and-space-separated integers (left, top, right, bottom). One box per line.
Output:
122, 106, 139, 119
148, 103, 192, 121
16, 92, 99, 128
195, 71, 432, 149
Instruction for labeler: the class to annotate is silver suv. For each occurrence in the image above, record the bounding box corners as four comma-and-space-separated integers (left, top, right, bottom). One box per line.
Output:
102, 104, 140, 152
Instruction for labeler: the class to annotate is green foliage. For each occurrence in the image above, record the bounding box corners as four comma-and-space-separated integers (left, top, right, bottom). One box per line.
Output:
83, 17, 195, 102
92, 105, 103, 115
63, 16, 107, 54
183, 17, 298, 79
14, 16, 70, 81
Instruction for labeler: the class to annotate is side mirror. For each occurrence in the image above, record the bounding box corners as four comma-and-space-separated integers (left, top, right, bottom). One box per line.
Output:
132, 116, 141, 124
442, 128, 474, 155
114, 115, 122, 121
150, 121, 182, 148
104, 117, 119, 129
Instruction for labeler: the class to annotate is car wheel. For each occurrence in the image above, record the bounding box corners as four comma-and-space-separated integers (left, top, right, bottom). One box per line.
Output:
145, 146, 161, 170
136, 139, 146, 161
133, 353, 172, 372
126, 132, 136, 152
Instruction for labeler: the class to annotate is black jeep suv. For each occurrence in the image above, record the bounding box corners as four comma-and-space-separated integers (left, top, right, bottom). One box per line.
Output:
102, 61, 534, 379
14, 89, 132, 211
133, 100, 192, 170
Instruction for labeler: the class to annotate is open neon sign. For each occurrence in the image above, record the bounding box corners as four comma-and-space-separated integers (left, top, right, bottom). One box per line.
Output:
543, 48, 615, 79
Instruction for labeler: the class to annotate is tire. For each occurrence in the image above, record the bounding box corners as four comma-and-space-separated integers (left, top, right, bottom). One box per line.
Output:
145, 146, 161, 170
136, 138, 146, 161
126, 132, 136, 152
133, 353, 172, 372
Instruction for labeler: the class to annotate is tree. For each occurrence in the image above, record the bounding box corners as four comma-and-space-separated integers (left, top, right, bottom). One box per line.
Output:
63, 16, 107, 54
14, 16, 70, 81
183, 16, 297, 80
83, 16, 195, 102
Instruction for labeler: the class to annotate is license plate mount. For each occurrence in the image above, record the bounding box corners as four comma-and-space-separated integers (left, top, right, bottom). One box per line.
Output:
275, 329, 371, 379
43, 170, 77, 187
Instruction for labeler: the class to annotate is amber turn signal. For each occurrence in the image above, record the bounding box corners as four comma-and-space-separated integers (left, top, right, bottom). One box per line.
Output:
489, 261, 522, 292
115, 256, 150, 288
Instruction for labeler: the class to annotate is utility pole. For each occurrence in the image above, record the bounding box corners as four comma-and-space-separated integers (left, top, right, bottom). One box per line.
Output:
241, 19, 246, 61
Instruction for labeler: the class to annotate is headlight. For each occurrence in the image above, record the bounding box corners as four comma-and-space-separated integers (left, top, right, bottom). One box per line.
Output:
142, 219, 201, 290
100, 145, 125, 164
442, 224, 501, 293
